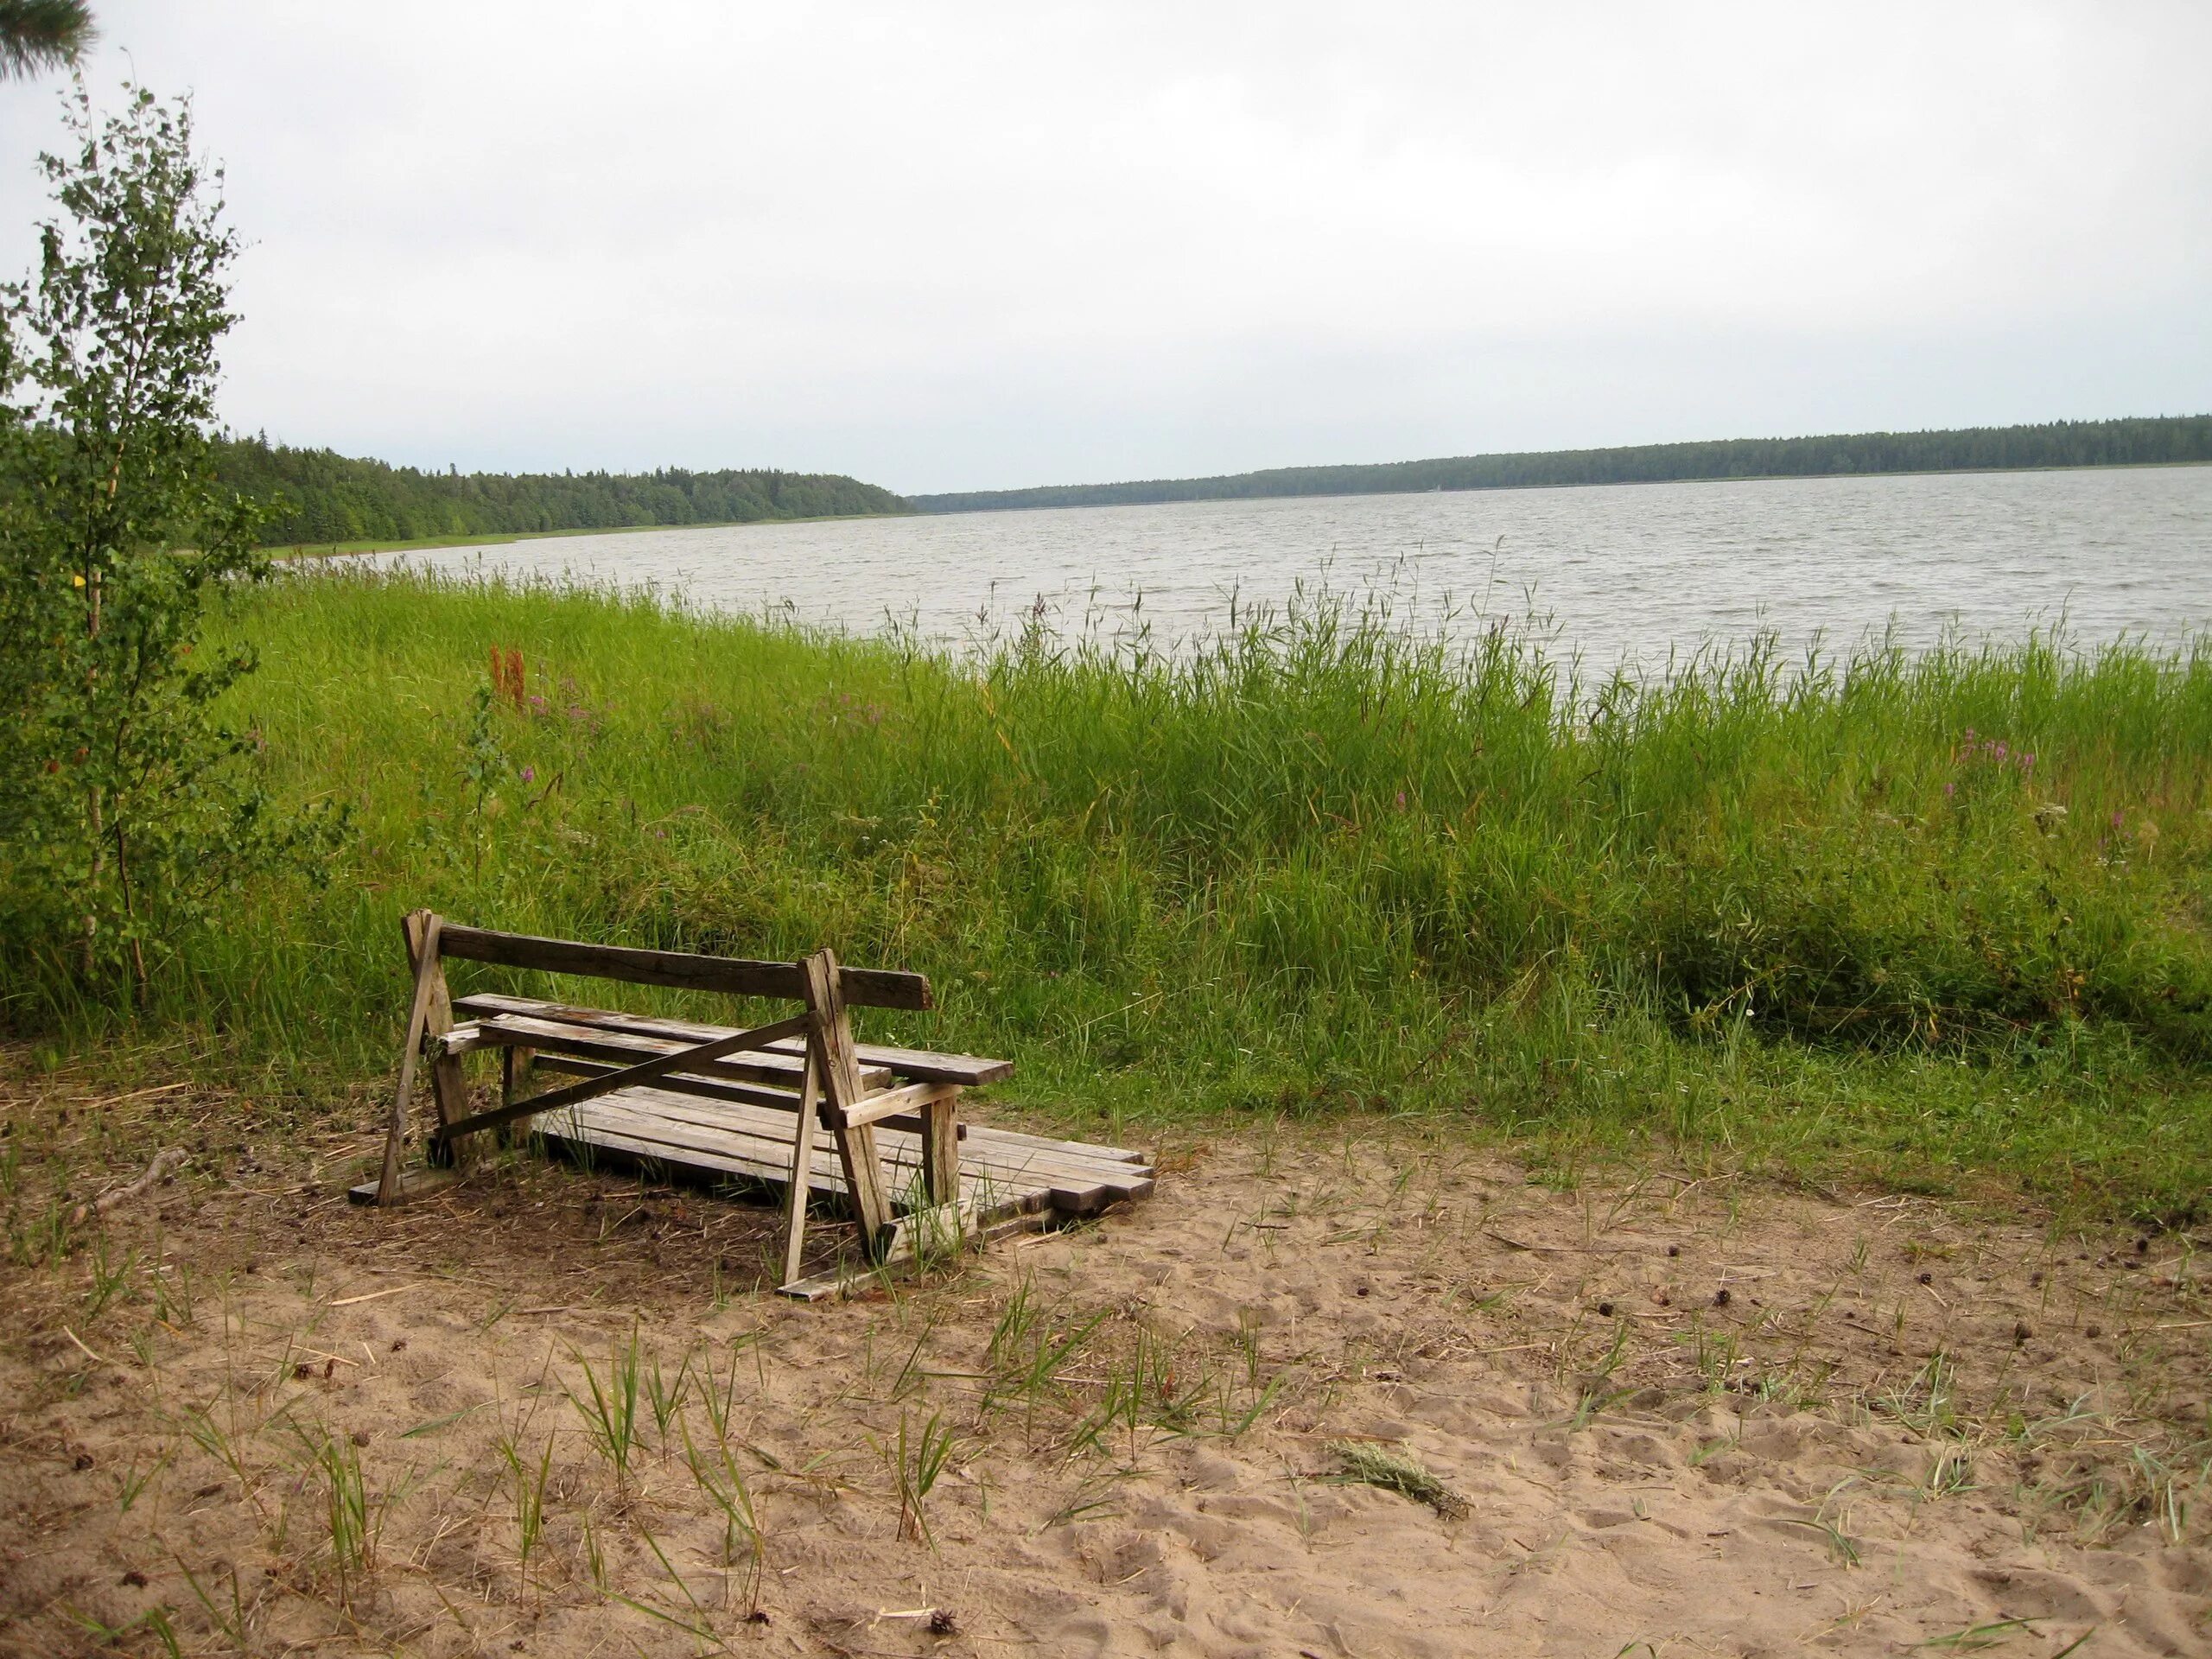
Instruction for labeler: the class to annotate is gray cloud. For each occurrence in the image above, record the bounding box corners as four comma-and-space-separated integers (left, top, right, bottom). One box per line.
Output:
0, 1, 2203, 492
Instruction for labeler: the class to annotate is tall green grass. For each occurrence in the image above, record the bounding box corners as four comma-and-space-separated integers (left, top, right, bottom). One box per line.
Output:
7, 566, 2210, 1217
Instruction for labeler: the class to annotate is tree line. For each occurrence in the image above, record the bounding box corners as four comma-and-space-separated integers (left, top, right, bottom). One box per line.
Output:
216, 438, 911, 546
909, 415, 2212, 514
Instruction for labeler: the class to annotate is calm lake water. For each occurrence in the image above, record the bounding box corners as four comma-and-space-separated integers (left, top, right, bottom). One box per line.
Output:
367, 465, 2212, 668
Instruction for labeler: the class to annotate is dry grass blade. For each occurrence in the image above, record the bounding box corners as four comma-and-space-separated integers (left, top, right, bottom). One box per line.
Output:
1330, 1439, 1469, 1520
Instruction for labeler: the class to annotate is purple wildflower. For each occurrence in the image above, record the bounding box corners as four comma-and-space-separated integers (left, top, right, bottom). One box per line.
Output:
1943, 781, 1956, 797
519, 765, 536, 783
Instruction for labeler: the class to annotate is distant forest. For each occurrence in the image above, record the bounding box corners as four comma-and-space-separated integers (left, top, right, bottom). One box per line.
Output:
217, 439, 911, 545
910, 415, 2212, 514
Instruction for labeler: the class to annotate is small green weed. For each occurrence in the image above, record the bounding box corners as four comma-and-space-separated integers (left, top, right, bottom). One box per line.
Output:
567, 1325, 646, 1481
876, 1409, 958, 1547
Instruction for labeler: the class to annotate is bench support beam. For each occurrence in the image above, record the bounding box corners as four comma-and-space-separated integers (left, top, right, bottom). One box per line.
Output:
804, 948, 897, 1261
375, 911, 446, 1204
431, 1014, 810, 1149
779, 1042, 823, 1288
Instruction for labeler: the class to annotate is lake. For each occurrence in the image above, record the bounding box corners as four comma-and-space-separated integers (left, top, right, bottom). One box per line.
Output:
365, 464, 2212, 667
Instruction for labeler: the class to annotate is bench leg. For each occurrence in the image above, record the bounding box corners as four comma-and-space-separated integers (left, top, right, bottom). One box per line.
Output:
501, 1045, 536, 1108
829, 1121, 895, 1262
802, 949, 899, 1262
493, 1046, 538, 1151
375, 910, 447, 1204
425, 1050, 469, 1166
779, 1045, 822, 1287
921, 1089, 961, 1207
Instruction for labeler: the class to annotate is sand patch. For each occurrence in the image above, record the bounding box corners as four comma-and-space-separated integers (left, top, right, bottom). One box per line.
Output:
2, 1063, 2208, 1656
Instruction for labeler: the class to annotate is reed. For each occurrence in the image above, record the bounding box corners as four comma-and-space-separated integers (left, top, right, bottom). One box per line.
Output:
5, 565, 2209, 1217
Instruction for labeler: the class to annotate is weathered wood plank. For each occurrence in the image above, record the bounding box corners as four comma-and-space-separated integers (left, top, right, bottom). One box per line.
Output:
349, 1166, 460, 1205
561, 1092, 1065, 1192
929, 1128, 1152, 1179
588, 1085, 1150, 1203
376, 911, 447, 1204
500, 1044, 535, 1112
453, 992, 1013, 1086
776, 1209, 1051, 1300
552, 1090, 1140, 1215
804, 949, 896, 1257
462, 1011, 890, 1091
436, 925, 931, 1010
922, 1093, 960, 1207
968, 1123, 1150, 1166
566, 1090, 1066, 1204
404, 910, 471, 1161
780, 1043, 821, 1288
527, 1054, 961, 1135
537, 1107, 1048, 1224
830, 1079, 957, 1130
433, 1014, 814, 1145
760, 1033, 1007, 1087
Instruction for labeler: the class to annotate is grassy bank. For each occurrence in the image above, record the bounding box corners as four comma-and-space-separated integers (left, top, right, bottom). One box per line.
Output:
9, 569, 2211, 1219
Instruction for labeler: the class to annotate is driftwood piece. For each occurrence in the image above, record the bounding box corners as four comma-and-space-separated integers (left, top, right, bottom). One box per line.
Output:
69, 1148, 188, 1226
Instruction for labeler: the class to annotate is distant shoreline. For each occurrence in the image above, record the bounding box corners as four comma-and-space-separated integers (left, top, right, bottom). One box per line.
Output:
269, 509, 914, 560
912, 456, 2212, 519
281, 454, 2210, 555
910, 415, 2212, 515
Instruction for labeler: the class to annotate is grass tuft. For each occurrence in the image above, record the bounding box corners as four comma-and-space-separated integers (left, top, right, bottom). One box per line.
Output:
1331, 1439, 1470, 1519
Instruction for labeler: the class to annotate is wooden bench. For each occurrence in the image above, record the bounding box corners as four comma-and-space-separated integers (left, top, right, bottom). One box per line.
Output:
365, 911, 1015, 1290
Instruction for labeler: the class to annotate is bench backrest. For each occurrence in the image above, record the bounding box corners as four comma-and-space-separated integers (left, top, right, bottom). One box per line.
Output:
435, 924, 933, 1011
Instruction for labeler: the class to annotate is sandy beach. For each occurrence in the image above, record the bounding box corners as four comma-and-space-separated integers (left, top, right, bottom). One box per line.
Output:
3, 1061, 2207, 1657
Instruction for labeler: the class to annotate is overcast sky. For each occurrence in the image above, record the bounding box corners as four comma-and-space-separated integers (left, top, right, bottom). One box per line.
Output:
0, 2, 2204, 493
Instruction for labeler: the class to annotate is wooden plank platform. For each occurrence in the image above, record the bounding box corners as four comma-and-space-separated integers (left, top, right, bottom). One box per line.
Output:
358, 969, 1154, 1274
505, 1085, 1152, 1225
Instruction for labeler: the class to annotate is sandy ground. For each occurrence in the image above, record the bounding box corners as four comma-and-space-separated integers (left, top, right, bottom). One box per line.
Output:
2, 1058, 2209, 1658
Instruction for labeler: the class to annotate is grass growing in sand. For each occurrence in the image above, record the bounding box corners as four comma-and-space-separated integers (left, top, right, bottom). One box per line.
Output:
1331, 1439, 1471, 1518
5, 1107, 2202, 1654
6, 565, 2212, 1217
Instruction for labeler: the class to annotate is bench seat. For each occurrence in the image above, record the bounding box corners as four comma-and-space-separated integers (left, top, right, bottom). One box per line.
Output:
439, 1008, 894, 1093
452, 992, 1014, 1086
